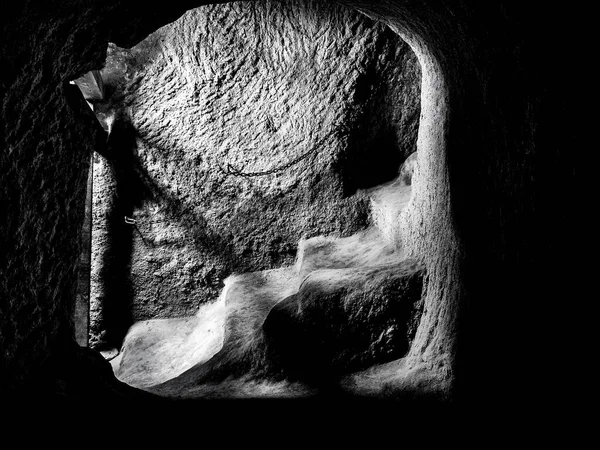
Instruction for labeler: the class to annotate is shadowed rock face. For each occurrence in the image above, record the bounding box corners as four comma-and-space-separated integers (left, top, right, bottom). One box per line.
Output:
263, 259, 425, 383
89, 0, 421, 347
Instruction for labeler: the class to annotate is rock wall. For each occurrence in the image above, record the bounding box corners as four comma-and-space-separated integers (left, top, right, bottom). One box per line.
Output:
90, 0, 421, 348
0, 1, 110, 390
0, 0, 579, 416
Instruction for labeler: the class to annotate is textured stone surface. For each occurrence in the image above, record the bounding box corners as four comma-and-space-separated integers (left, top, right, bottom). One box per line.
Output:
0, 41, 107, 387
90, 154, 131, 348
89, 0, 421, 347
74, 154, 93, 347
263, 258, 425, 382
132, 215, 421, 398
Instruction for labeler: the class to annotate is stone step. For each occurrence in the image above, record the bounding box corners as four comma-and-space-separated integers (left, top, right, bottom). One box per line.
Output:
263, 257, 425, 381
218, 267, 298, 358
113, 175, 414, 395
111, 299, 225, 389
114, 267, 298, 393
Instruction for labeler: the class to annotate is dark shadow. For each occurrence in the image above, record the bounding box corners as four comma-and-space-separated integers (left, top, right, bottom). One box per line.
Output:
123, 141, 242, 272
95, 117, 247, 344
96, 117, 141, 348
333, 23, 420, 197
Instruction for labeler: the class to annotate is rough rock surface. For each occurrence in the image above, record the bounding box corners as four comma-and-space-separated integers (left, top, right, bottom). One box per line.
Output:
110, 177, 421, 398
0, 60, 106, 387
262, 258, 425, 383
90, 0, 421, 347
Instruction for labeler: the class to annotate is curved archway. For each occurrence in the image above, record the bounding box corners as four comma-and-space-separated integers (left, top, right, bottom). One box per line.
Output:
333, 2, 463, 400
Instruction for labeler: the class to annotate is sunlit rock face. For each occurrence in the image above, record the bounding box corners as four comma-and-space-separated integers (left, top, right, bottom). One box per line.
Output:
90, 0, 421, 347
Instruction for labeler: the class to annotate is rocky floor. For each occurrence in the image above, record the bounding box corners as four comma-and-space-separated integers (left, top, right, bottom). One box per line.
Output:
110, 174, 420, 399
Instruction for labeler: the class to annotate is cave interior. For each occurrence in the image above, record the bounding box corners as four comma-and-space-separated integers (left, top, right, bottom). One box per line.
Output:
0, 0, 582, 435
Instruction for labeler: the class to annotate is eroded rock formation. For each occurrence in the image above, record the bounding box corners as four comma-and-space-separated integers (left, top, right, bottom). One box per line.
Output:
263, 258, 425, 382
89, 0, 421, 348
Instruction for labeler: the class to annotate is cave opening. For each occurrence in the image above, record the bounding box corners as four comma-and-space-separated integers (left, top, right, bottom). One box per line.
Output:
69, 0, 446, 399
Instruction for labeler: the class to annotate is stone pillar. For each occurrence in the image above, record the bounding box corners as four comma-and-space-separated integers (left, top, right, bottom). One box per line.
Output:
89, 152, 122, 349
74, 154, 94, 346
